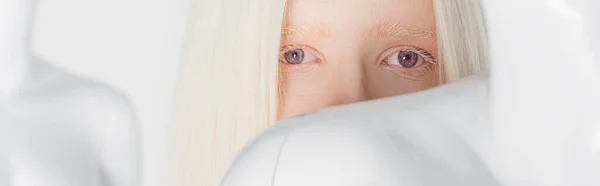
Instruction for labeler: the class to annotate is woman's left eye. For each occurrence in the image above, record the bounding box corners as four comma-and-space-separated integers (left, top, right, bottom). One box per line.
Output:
281, 48, 319, 65
384, 50, 423, 68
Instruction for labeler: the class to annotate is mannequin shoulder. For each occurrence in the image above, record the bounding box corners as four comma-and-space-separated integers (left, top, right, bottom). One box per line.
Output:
221, 118, 387, 186
65, 81, 136, 130
222, 73, 496, 186
31, 59, 133, 113
23, 59, 137, 125
222, 116, 498, 186
70, 84, 135, 120
58, 76, 134, 120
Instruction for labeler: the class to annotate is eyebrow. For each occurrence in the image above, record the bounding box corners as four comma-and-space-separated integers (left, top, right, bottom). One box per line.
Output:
281, 21, 436, 40
281, 23, 332, 39
366, 21, 436, 40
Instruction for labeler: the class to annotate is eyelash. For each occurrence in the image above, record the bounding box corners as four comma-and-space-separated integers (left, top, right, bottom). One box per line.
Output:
279, 45, 437, 77
279, 45, 323, 77
379, 46, 437, 77
279, 45, 323, 63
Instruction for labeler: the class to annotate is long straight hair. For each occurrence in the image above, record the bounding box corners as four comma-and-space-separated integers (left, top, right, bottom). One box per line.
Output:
169, 0, 487, 186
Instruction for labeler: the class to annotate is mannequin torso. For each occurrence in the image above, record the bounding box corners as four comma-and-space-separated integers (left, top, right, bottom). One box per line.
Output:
3, 59, 138, 186
0, 0, 139, 185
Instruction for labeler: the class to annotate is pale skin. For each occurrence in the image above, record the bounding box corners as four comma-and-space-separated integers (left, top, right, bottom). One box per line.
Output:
278, 0, 439, 119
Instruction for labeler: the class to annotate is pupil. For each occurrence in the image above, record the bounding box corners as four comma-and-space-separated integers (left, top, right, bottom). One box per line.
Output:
285, 49, 304, 64
398, 51, 418, 67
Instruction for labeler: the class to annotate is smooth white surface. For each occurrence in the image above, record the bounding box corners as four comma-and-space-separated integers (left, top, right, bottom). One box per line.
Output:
0, 0, 31, 95
5, 71, 139, 186
485, 0, 600, 185
32, 0, 188, 186
1, 0, 142, 185
222, 73, 498, 186
0, 122, 8, 185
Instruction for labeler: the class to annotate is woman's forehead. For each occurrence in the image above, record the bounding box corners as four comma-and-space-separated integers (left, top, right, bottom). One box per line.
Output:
283, 0, 436, 40
285, 0, 435, 18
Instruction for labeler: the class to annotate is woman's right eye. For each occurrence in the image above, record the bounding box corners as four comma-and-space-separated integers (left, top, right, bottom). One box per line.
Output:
281, 48, 319, 65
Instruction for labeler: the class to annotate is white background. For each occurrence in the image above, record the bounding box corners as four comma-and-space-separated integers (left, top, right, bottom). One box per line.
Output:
32, 0, 188, 185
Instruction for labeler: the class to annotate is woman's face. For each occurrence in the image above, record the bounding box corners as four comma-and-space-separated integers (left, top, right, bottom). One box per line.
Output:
278, 0, 439, 119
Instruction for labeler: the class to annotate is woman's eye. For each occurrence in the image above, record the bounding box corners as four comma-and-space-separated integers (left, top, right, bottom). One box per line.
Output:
385, 50, 423, 68
282, 48, 318, 65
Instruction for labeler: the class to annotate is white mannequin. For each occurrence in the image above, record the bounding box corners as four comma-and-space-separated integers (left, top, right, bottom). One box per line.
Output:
0, 0, 139, 186
221, 0, 600, 185
221, 73, 497, 186
0, 126, 7, 185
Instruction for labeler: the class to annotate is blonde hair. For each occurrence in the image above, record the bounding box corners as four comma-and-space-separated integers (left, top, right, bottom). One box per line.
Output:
169, 0, 487, 186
